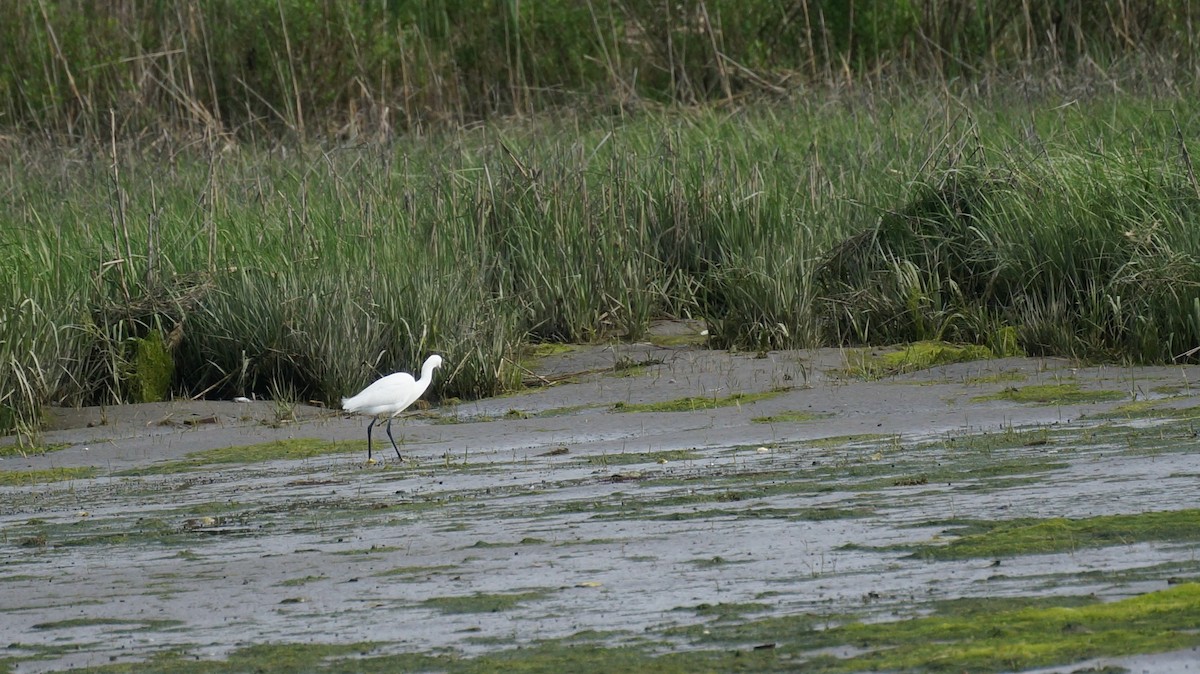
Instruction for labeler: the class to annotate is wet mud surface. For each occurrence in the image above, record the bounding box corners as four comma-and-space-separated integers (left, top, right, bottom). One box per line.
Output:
4, 336, 1200, 672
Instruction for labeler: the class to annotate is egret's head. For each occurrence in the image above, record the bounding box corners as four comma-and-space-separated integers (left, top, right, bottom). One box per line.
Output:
425, 354, 444, 370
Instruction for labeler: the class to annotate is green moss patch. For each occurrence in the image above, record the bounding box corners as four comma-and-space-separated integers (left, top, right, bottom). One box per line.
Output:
752, 411, 831, 424
1098, 398, 1200, 421
524, 343, 579, 358
612, 390, 786, 413
43, 586, 1200, 673
804, 433, 893, 449
13, 515, 180, 549
332, 545, 401, 556
915, 427, 1055, 453
586, 449, 701, 466
374, 564, 456, 578
852, 459, 1066, 493
0, 466, 96, 486
910, 509, 1200, 560
276, 575, 325, 587
817, 583, 1200, 672
116, 438, 353, 475
841, 341, 994, 380
128, 330, 175, 404
972, 383, 1127, 405
647, 332, 708, 347
421, 589, 553, 614
668, 584, 1200, 672
652, 505, 873, 522
536, 403, 605, 417
965, 370, 1028, 385
612, 356, 665, 377
0, 442, 72, 459
32, 617, 182, 632
676, 601, 772, 619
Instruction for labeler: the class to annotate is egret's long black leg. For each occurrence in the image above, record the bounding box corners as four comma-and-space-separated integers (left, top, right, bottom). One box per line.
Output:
366, 418, 378, 461
385, 417, 404, 460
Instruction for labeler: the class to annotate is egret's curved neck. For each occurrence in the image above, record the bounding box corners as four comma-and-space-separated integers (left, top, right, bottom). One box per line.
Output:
419, 358, 439, 384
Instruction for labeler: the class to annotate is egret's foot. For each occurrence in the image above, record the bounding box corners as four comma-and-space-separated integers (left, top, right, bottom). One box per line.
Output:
365, 457, 378, 466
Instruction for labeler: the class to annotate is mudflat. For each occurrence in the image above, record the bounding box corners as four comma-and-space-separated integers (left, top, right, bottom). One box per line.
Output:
3, 337, 1200, 672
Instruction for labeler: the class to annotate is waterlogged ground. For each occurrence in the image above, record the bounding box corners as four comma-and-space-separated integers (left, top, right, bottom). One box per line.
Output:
4, 332, 1200, 672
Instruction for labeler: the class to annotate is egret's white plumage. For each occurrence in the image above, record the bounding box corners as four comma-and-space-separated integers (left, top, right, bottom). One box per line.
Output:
342, 354, 442, 461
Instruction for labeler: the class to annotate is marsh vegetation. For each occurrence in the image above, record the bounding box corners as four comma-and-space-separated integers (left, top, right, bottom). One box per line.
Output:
3, 1, 1200, 439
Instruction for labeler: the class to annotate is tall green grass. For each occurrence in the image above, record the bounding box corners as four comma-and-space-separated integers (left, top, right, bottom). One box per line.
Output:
819, 100, 1200, 360
1, 1, 1195, 140
4, 88, 1200, 436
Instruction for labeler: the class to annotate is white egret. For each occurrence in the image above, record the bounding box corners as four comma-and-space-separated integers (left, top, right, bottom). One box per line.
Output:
342, 354, 443, 462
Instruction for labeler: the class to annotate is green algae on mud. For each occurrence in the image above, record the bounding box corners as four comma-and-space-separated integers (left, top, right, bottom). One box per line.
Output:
916, 426, 1056, 452
673, 583, 1200, 673
32, 617, 183, 632
0, 466, 96, 486
802, 433, 893, 449
49, 642, 424, 674
374, 564, 457, 578
276, 575, 326, 587
116, 438, 356, 475
7, 491, 461, 551
584, 449, 701, 466
332, 544, 402, 556
0, 442, 72, 459
908, 509, 1200, 560
1097, 397, 1200, 421
525, 439, 1063, 523
847, 458, 1067, 494
10, 515, 182, 549
652, 505, 873, 523
421, 589, 555, 614
534, 403, 605, 418
839, 341, 995, 380
676, 601, 773, 619
9, 356, 1200, 674
813, 582, 1200, 672
964, 370, 1028, 385
972, 383, 1127, 405
752, 411, 831, 424
59, 585, 1200, 673
611, 390, 786, 413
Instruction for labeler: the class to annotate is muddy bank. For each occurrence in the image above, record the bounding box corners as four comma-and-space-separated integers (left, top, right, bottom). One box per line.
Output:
3, 342, 1200, 672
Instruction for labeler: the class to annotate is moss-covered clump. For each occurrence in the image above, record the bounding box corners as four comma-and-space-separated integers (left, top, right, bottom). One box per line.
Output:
128, 330, 175, 403
841, 341, 994, 380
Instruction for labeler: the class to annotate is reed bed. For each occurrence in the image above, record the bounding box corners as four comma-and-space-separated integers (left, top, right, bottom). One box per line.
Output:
4, 85, 1200, 437
3, 2, 1200, 437
1, 1, 1195, 141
